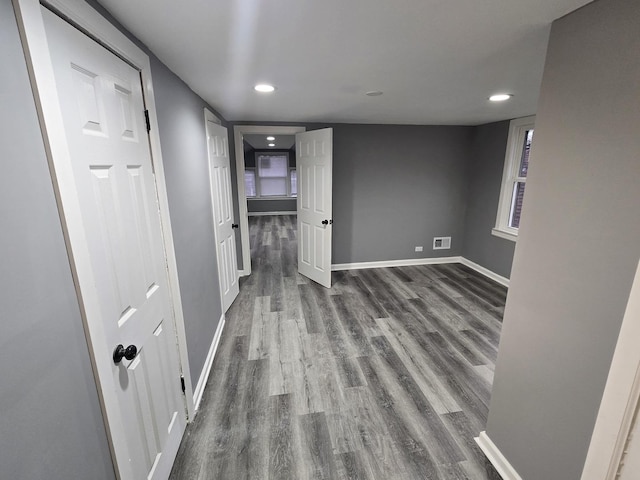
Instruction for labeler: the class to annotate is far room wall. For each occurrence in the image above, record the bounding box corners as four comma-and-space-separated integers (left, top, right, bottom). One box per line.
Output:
230, 121, 518, 275
245, 144, 297, 214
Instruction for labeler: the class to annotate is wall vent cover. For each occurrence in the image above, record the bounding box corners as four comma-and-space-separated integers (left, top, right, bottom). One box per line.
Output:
433, 236, 451, 250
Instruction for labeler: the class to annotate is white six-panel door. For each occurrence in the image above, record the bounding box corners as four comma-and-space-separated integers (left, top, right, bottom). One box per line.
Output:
296, 128, 333, 288
205, 116, 239, 312
43, 9, 186, 479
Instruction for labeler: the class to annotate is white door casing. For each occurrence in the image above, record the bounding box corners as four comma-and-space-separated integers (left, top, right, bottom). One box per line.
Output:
14, 0, 192, 477
581, 259, 640, 480
205, 112, 239, 312
296, 128, 333, 288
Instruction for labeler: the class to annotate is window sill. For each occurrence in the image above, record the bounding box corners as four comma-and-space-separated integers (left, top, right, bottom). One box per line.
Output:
491, 228, 517, 242
247, 197, 296, 201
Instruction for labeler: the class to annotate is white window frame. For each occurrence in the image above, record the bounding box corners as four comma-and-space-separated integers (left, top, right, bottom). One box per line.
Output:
244, 168, 257, 198
289, 167, 297, 197
247, 151, 296, 199
492, 115, 535, 242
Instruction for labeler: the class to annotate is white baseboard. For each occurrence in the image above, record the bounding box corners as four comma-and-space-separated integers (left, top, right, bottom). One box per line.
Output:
475, 431, 523, 480
330, 256, 510, 287
460, 257, 510, 287
331, 256, 463, 271
193, 313, 225, 412
248, 211, 297, 216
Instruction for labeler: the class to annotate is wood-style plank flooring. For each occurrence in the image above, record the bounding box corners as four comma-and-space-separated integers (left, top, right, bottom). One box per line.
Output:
170, 215, 504, 479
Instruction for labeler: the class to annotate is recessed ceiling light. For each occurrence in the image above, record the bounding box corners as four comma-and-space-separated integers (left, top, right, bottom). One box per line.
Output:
489, 93, 513, 102
366, 90, 383, 97
266, 136, 275, 141
255, 84, 275, 93
268, 143, 275, 147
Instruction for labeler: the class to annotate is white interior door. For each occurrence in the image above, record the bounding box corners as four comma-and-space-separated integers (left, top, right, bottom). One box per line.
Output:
296, 128, 333, 288
205, 115, 239, 311
43, 9, 186, 479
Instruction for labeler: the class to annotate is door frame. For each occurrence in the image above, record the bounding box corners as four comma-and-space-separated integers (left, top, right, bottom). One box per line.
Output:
233, 125, 305, 276
581, 259, 640, 479
13, 0, 195, 475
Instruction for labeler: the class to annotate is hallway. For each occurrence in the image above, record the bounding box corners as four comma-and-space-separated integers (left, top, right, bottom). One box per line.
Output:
170, 215, 503, 479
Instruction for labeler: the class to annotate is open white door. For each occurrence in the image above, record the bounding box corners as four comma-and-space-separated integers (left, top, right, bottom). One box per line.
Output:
42, 8, 186, 479
205, 113, 239, 311
296, 128, 333, 288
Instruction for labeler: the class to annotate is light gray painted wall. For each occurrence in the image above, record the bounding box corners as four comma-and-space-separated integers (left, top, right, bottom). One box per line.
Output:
0, 1, 114, 477
461, 120, 515, 278
86, 0, 226, 387
332, 124, 473, 263
486, 0, 640, 478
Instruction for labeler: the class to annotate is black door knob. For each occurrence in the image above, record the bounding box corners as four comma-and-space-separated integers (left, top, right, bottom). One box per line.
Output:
113, 344, 138, 364
321, 219, 329, 225
231, 223, 239, 229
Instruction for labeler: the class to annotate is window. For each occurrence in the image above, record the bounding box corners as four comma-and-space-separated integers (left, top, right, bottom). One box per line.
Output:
290, 168, 297, 197
493, 115, 535, 241
244, 153, 296, 198
244, 170, 256, 197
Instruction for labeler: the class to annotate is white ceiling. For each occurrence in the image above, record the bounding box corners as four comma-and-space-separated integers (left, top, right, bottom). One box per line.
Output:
244, 134, 296, 150
97, 0, 592, 125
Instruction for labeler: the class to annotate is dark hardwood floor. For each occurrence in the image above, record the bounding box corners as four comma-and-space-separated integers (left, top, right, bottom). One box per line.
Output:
170, 215, 504, 479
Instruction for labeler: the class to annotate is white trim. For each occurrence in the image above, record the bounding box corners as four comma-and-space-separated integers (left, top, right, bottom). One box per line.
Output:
331, 256, 463, 271
494, 115, 535, 237
248, 197, 296, 201
581, 259, 640, 480
475, 431, 524, 480
193, 314, 226, 412
249, 211, 297, 217
459, 257, 510, 287
234, 125, 306, 276
13, 0, 192, 477
491, 227, 517, 243
331, 256, 510, 287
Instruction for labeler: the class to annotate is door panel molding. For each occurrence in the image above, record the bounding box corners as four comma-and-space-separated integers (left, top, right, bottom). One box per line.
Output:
13, 0, 193, 477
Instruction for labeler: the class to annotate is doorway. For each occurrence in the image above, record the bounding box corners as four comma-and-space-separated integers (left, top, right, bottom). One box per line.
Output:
234, 125, 306, 276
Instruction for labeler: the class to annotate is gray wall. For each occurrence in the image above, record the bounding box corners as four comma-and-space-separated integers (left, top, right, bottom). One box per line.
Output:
87, 0, 226, 388
248, 199, 297, 213
332, 124, 473, 263
486, 0, 640, 478
150, 56, 223, 387
461, 121, 516, 278
232, 122, 474, 266
0, 1, 115, 477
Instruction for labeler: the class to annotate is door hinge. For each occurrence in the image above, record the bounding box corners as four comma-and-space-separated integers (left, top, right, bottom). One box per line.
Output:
144, 109, 151, 133
180, 375, 186, 394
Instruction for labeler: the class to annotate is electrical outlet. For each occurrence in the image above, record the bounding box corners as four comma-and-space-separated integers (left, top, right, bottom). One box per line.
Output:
415, 246, 423, 252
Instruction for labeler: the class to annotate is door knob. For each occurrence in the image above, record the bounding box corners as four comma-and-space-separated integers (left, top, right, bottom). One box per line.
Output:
232, 223, 239, 229
113, 344, 138, 364
322, 219, 329, 225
